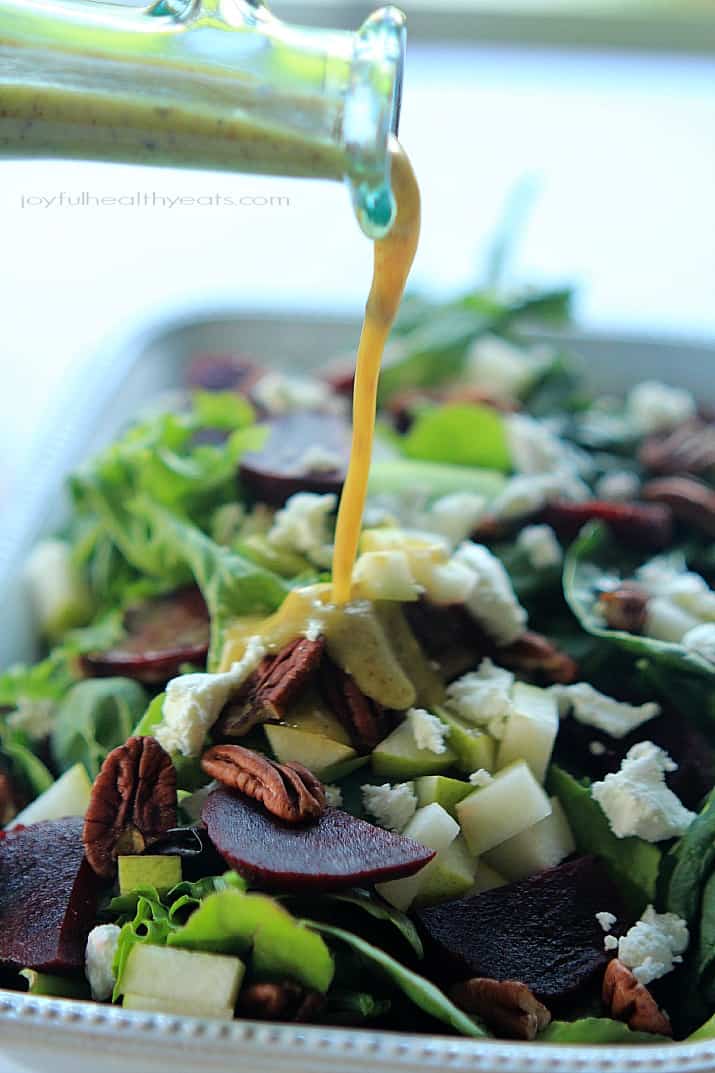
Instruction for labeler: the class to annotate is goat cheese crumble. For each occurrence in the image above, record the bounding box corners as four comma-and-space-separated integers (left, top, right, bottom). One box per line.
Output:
550, 682, 660, 739
595, 471, 641, 502
85, 924, 121, 1001
155, 636, 266, 757
469, 768, 494, 787
591, 742, 696, 842
445, 659, 515, 739
626, 381, 696, 434
408, 708, 449, 754
454, 542, 527, 645
516, 524, 563, 570
426, 492, 487, 547
617, 906, 689, 985
324, 785, 343, 808
596, 911, 617, 933
362, 782, 417, 833
252, 371, 342, 416
267, 492, 336, 568
490, 471, 590, 522
466, 335, 553, 402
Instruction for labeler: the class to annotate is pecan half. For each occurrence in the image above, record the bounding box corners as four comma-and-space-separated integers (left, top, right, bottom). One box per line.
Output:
83, 736, 177, 878
216, 636, 325, 739
641, 476, 715, 538
201, 744, 326, 824
497, 631, 579, 685
450, 978, 551, 1041
237, 980, 324, 1022
543, 500, 674, 551
597, 583, 649, 633
640, 418, 715, 477
602, 959, 672, 1037
318, 656, 386, 753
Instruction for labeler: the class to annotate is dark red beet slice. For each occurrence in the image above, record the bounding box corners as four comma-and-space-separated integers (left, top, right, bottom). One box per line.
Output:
83, 587, 209, 684
0, 818, 104, 974
239, 413, 351, 507
543, 500, 673, 551
202, 788, 434, 891
416, 857, 625, 1007
186, 353, 264, 394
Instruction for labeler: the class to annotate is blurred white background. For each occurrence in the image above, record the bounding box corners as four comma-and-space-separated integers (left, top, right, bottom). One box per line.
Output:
1, 9, 715, 498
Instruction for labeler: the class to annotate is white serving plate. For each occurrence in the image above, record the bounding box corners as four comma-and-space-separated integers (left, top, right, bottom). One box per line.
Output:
1, 307, 714, 1073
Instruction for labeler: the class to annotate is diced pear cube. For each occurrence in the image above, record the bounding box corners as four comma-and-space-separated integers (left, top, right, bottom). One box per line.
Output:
456, 760, 552, 856
376, 803, 459, 910
118, 855, 182, 895
372, 720, 456, 779
415, 775, 473, 818
413, 835, 477, 907
496, 683, 558, 783
122, 993, 234, 1019
437, 708, 496, 774
483, 798, 576, 882
352, 550, 420, 602
468, 860, 509, 894
10, 763, 92, 828
121, 945, 244, 1010
408, 556, 477, 606
264, 724, 357, 781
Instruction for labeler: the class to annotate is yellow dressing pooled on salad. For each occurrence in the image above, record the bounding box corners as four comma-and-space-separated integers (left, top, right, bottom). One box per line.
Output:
331, 140, 421, 603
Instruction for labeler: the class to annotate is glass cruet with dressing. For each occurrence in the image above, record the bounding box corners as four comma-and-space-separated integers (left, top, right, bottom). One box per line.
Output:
0, 0, 406, 237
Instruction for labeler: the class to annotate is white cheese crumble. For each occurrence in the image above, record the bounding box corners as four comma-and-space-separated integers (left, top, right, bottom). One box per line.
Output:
617, 905, 689, 985
408, 708, 449, 754
469, 768, 494, 787
267, 492, 336, 568
454, 542, 528, 645
604, 934, 619, 952
635, 557, 715, 642
506, 413, 587, 477
596, 911, 617, 933
427, 493, 487, 548
683, 623, 715, 664
589, 741, 607, 756
595, 471, 641, 502
490, 471, 590, 522
626, 381, 696, 434
516, 524, 563, 570
296, 443, 342, 474
466, 335, 553, 402
591, 742, 696, 842
445, 659, 515, 739
362, 782, 417, 833
324, 785, 343, 808
85, 924, 121, 1001
252, 371, 343, 416
550, 682, 660, 739
303, 618, 324, 643
6, 697, 55, 741
155, 636, 266, 757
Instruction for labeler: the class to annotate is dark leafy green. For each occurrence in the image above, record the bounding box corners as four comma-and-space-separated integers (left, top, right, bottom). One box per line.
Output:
539, 1018, 668, 1044
51, 677, 148, 778
285, 888, 423, 959
662, 790, 715, 926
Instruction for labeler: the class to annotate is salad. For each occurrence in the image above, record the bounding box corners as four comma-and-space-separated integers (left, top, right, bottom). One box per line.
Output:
1, 282, 714, 1045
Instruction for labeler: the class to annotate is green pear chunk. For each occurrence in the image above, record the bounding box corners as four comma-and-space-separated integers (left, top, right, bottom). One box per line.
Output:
372, 721, 456, 779
10, 763, 92, 827
118, 855, 182, 895
415, 775, 473, 819
264, 724, 358, 780
120, 944, 244, 1009
435, 708, 496, 774
468, 861, 508, 894
122, 992, 234, 1019
456, 760, 552, 856
376, 804, 459, 910
413, 836, 477, 907
483, 798, 576, 882
496, 682, 558, 784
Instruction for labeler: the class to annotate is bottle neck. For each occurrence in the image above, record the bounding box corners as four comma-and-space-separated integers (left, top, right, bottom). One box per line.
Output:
0, 0, 404, 237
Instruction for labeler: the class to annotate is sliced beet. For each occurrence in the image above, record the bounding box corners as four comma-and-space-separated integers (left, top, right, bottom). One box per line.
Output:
416, 856, 625, 1007
238, 413, 352, 507
0, 818, 104, 973
202, 788, 434, 891
543, 500, 673, 551
83, 587, 209, 684
186, 353, 264, 394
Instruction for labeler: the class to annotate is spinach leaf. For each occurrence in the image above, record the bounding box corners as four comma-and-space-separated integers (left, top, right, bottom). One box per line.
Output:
563, 523, 715, 681
51, 677, 148, 778
539, 1018, 668, 1044
285, 888, 423, 959
323, 989, 391, 1024
662, 789, 715, 926
400, 403, 511, 471
689, 1012, 715, 1041
306, 921, 487, 1038
548, 765, 660, 916
697, 869, 715, 997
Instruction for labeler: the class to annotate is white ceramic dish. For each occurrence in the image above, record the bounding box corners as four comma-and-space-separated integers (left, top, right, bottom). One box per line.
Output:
1, 307, 714, 1073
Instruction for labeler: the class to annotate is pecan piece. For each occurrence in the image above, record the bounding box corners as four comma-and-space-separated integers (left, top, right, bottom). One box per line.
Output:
450, 978, 551, 1041
597, 583, 649, 633
602, 959, 672, 1037
497, 631, 579, 684
83, 736, 177, 878
640, 418, 715, 477
216, 636, 325, 739
201, 744, 326, 824
641, 476, 715, 538
543, 500, 674, 551
318, 656, 386, 753
237, 980, 324, 1022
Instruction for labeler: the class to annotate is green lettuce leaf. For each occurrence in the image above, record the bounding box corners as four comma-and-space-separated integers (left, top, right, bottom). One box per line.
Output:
662, 789, 715, 926
51, 677, 148, 779
0, 725, 54, 796
284, 888, 423, 959
112, 887, 177, 1001
563, 523, 715, 682
548, 765, 660, 916
168, 889, 334, 993
401, 403, 511, 471
689, 1012, 715, 1041
539, 1018, 668, 1044
306, 921, 487, 1038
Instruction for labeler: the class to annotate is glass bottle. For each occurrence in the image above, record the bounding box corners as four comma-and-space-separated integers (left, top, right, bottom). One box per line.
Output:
0, 0, 405, 235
